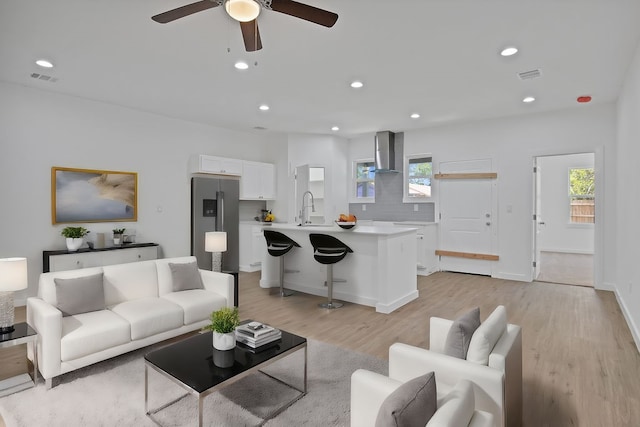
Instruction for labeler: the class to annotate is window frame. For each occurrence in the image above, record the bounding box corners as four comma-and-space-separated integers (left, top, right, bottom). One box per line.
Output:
403, 153, 433, 203
351, 159, 376, 203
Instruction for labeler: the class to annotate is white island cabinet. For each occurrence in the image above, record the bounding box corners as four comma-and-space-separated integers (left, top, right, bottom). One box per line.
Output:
259, 224, 418, 314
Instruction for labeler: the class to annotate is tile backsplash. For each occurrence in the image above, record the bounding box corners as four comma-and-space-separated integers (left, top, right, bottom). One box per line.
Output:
349, 133, 435, 222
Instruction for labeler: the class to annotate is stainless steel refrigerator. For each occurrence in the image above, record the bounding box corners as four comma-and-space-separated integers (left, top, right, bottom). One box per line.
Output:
191, 176, 239, 271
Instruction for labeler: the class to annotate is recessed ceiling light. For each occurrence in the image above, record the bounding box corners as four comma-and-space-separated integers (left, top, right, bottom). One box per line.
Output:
234, 61, 249, 70
350, 80, 363, 89
331, 126, 339, 131
500, 47, 518, 57
35, 59, 54, 68
259, 104, 269, 111
522, 96, 536, 103
410, 113, 420, 119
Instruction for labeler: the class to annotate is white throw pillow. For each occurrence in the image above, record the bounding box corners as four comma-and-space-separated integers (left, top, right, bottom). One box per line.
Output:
427, 380, 475, 427
466, 305, 507, 365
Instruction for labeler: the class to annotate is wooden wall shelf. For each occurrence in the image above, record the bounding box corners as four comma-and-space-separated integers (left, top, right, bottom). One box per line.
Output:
435, 249, 499, 261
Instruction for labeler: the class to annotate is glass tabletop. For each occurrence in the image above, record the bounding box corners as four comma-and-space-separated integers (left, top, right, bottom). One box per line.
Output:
145, 327, 306, 393
0, 323, 37, 344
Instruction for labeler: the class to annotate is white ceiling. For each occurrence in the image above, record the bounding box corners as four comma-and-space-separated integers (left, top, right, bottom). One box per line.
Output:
1, 0, 639, 137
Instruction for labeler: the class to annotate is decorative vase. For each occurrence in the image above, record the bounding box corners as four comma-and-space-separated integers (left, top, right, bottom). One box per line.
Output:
66, 237, 84, 252
113, 235, 122, 245
213, 331, 236, 350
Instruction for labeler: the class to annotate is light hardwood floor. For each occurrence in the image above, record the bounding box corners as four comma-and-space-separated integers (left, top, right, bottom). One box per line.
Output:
2, 271, 639, 426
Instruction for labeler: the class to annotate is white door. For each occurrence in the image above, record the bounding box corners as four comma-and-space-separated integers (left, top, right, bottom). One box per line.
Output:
439, 159, 495, 276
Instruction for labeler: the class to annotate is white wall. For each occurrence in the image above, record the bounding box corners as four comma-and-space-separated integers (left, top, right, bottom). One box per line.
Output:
0, 82, 286, 301
616, 38, 640, 350
537, 153, 595, 253
349, 105, 616, 284
286, 134, 349, 223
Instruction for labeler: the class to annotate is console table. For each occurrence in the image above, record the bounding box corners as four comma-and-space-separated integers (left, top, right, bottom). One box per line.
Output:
43, 243, 159, 273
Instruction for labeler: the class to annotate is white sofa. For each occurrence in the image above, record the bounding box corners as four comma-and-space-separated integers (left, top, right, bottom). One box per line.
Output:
387, 307, 522, 427
351, 370, 495, 427
27, 256, 233, 388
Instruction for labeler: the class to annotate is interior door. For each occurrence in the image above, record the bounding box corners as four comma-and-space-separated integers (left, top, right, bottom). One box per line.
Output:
439, 159, 495, 276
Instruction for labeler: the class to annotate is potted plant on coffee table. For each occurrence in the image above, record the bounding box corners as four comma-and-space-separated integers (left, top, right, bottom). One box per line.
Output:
203, 307, 240, 350
112, 228, 125, 245
61, 226, 90, 252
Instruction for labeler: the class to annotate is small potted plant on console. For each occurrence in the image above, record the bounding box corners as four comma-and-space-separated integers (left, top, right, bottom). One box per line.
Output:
61, 226, 90, 252
112, 228, 125, 245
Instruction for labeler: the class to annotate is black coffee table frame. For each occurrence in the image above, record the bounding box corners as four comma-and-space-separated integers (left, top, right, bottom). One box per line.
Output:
144, 330, 307, 427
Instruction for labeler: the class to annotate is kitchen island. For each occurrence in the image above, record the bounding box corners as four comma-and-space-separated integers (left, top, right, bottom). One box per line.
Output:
259, 223, 418, 313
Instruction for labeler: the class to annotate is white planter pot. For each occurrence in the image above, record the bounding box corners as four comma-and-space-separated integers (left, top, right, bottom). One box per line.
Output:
113, 236, 122, 245
212, 331, 236, 351
66, 237, 84, 252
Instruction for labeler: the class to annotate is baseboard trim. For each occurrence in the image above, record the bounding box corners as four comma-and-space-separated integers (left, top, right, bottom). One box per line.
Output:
375, 291, 419, 314
493, 272, 530, 282
614, 286, 640, 355
598, 281, 617, 292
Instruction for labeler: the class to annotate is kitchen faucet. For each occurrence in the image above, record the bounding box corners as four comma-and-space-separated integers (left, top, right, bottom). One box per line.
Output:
299, 190, 315, 225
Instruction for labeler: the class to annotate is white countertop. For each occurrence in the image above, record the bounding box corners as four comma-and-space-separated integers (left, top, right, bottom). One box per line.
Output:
266, 223, 418, 236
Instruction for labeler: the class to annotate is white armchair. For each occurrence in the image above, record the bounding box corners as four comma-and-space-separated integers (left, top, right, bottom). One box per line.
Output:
351, 369, 495, 427
388, 306, 522, 427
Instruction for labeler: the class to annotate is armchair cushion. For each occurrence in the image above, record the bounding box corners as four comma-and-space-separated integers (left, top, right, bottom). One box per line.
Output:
375, 371, 437, 427
467, 305, 507, 365
168, 261, 204, 291
428, 379, 475, 427
443, 307, 480, 359
54, 273, 106, 317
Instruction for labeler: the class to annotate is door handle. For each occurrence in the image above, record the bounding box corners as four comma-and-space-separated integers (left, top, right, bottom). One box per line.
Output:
538, 221, 545, 225
486, 222, 491, 226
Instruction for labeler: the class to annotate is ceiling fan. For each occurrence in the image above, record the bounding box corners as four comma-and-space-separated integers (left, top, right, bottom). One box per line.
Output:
152, 0, 338, 52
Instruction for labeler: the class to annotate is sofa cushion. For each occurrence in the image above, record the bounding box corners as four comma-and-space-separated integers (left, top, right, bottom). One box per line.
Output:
428, 380, 475, 427
102, 260, 159, 306
375, 371, 437, 427
444, 307, 481, 359
467, 305, 507, 365
54, 273, 106, 317
38, 267, 104, 306
162, 290, 226, 325
109, 297, 183, 340
61, 310, 131, 361
169, 262, 204, 292
156, 256, 200, 296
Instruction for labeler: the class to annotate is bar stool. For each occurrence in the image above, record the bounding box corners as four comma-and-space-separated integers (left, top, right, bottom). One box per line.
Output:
309, 233, 353, 309
264, 230, 301, 297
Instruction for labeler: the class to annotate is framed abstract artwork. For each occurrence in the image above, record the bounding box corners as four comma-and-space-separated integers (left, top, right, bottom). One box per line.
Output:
51, 167, 138, 224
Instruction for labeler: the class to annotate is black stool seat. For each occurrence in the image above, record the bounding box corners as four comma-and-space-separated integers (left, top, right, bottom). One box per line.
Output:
264, 230, 300, 257
309, 234, 353, 309
264, 230, 301, 297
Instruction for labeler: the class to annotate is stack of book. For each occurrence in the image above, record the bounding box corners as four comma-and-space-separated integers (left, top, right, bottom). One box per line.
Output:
235, 321, 281, 348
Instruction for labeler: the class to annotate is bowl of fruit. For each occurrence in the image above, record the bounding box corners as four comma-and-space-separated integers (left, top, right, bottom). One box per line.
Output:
335, 214, 357, 229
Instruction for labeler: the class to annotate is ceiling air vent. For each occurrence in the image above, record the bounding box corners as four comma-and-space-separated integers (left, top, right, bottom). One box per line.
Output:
253, 126, 267, 130
517, 69, 541, 80
30, 73, 58, 83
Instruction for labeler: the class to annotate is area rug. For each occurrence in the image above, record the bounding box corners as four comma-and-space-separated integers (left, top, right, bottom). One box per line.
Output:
0, 339, 386, 426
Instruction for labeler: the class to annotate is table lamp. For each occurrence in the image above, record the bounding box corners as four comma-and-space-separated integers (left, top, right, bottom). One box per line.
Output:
205, 232, 227, 272
0, 257, 28, 334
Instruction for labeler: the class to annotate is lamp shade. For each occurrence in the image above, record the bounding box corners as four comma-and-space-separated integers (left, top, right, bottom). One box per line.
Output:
0, 258, 28, 291
205, 232, 227, 253
225, 0, 260, 22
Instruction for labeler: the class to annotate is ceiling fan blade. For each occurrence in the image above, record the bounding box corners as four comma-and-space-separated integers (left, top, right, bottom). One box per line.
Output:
270, 0, 338, 27
151, 0, 220, 24
240, 20, 263, 52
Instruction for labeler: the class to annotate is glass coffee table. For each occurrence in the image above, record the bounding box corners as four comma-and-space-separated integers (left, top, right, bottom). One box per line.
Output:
144, 327, 307, 426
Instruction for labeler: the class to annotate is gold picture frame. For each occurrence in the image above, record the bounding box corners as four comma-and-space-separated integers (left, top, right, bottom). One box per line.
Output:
51, 167, 138, 224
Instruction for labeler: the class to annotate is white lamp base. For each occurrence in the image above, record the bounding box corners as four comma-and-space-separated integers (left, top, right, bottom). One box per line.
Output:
0, 291, 15, 334
211, 252, 222, 272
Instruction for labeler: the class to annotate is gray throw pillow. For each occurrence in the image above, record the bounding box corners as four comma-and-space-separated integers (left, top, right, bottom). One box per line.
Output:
443, 307, 481, 359
169, 262, 204, 292
54, 273, 106, 317
375, 372, 437, 427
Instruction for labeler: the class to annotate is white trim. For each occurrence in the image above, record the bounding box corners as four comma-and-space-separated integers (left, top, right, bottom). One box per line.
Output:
403, 153, 433, 203
493, 272, 530, 282
614, 286, 640, 354
375, 290, 420, 314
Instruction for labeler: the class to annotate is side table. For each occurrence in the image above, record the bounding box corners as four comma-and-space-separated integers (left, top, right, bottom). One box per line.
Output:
0, 322, 38, 397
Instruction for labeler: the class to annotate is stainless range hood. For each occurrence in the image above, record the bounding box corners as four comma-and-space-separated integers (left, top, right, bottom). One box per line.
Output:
375, 131, 398, 172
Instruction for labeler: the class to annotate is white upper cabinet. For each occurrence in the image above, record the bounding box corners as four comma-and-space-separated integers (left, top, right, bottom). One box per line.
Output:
190, 154, 243, 176
240, 161, 276, 200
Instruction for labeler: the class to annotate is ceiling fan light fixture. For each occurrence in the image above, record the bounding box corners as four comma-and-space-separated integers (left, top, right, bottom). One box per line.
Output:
225, 0, 260, 22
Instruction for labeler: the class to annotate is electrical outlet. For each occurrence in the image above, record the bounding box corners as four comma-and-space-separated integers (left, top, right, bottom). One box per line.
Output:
414, 204, 419, 212
362, 204, 366, 211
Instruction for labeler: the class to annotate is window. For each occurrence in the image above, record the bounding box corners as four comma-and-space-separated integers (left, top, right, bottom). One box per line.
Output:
404, 155, 433, 201
353, 160, 375, 201
569, 168, 595, 224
